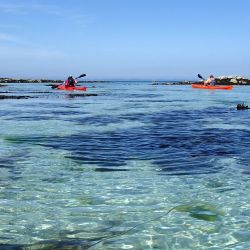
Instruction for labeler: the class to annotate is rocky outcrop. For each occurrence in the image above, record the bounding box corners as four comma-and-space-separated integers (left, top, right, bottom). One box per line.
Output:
215, 76, 250, 85
237, 103, 249, 110
152, 81, 192, 85
0, 78, 63, 83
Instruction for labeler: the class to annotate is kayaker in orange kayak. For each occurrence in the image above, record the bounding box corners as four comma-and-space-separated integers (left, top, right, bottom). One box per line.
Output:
65, 75, 77, 87
51, 73, 87, 89
204, 75, 216, 86
194, 74, 232, 90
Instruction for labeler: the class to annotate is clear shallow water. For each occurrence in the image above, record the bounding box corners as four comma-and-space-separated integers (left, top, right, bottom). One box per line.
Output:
0, 82, 249, 249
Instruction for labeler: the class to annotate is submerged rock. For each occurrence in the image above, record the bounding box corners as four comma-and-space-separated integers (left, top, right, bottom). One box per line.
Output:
237, 103, 249, 110
0, 95, 36, 99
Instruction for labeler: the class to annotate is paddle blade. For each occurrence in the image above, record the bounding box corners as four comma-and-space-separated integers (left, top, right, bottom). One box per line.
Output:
51, 84, 60, 89
198, 74, 205, 80
76, 74, 86, 79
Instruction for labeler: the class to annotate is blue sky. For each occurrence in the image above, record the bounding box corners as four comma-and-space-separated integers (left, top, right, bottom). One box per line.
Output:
0, 0, 250, 80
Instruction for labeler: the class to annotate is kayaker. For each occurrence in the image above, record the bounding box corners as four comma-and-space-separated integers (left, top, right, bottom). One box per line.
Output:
204, 75, 216, 86
65, 75, 77, 87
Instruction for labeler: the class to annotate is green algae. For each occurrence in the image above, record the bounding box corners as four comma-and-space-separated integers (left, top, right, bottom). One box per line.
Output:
175, 203, 224, 222
205, 179, 224, 188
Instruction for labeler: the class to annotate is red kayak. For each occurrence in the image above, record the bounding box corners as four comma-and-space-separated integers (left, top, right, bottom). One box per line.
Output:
192, 84, 233, 90
56, 85, 87, 91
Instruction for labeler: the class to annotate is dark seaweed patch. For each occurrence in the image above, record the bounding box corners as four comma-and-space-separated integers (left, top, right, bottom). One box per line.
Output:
94, 167, 128, 172
0, 239, 92, 250
0, 244, 22, 250
6, 107, 250, 175
67, 93, 98, 98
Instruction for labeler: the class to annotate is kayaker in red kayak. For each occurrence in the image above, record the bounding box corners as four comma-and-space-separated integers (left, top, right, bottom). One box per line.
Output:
204, 75, 216, 86
64, 75, 77, 87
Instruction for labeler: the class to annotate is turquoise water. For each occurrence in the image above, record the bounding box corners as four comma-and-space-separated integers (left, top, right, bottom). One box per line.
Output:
0, 82, 249, 249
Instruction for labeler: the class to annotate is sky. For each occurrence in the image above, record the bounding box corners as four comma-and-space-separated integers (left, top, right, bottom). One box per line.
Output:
0, 0, 250, 80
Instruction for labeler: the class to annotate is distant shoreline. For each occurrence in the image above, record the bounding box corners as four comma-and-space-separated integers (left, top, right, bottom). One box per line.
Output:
0, 78, 114, 84
1, 76, 250, 85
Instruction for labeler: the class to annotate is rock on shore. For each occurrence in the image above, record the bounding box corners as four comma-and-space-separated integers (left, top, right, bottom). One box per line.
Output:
216, 76, 250, 85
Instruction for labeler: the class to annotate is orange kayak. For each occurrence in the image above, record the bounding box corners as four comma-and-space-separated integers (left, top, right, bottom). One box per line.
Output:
57, 85, 87, 91
191, 84, 233, 90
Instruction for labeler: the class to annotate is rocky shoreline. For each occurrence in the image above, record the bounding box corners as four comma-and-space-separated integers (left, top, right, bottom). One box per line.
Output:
152, 76, 250, 85
0, 78, 112, 84
1, 76, 250, 85
0, 78, 64, 83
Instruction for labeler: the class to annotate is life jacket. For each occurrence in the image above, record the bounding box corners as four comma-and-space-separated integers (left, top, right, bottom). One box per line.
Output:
210, 78, 216, 86
67, 77, 75, 86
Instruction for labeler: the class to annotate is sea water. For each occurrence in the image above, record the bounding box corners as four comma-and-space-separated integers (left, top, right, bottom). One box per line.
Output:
0, 82, 249, 249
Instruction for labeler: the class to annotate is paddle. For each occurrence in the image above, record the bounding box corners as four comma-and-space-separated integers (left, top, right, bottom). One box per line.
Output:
51, 73, 87, 89
75, 73, 86, 79
197, 74, 205, 80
